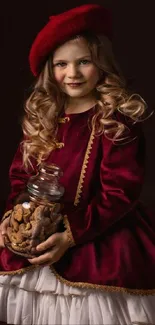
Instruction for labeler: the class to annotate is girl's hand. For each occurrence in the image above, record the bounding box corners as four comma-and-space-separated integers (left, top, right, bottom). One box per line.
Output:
28, 231, 70, 265
0, 217, 10, 248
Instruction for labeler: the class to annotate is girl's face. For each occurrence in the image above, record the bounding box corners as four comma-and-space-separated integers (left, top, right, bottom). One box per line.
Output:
52, 37, 100, 100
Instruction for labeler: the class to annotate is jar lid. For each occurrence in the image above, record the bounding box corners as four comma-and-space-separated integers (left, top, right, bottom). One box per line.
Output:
27, 163, 64, 203
39, 163, 63, 177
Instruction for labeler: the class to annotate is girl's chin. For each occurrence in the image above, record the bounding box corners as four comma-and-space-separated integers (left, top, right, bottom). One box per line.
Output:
64, 89, 92, 98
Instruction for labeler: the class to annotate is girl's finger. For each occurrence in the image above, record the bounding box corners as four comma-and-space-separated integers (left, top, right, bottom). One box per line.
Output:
0, 232, 5, 248
36, 234, 57, 252
1, 218, 10, 234
28, 251, 54, 265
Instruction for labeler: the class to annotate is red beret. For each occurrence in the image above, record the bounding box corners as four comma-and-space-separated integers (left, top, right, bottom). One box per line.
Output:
29, 4, 112, 76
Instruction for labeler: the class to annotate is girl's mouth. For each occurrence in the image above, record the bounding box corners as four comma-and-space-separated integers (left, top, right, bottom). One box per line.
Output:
67, 82, 85, 88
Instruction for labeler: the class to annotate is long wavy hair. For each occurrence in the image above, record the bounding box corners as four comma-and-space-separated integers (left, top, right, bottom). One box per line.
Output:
22, 32, 147, 168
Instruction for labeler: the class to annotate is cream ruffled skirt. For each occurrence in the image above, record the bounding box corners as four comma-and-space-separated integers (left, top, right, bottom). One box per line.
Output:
0, 266, 155, 325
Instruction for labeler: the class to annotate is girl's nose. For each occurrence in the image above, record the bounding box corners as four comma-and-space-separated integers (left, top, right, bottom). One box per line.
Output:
67, 64, 81, 79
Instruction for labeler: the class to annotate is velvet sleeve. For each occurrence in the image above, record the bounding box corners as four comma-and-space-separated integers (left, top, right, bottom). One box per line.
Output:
2, 141, 36, 215
64, 122, 145, 245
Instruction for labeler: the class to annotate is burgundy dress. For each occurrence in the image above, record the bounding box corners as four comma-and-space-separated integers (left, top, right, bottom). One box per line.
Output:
0, 106, 155, 295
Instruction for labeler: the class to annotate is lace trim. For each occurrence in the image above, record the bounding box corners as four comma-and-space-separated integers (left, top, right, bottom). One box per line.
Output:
0, 265, 39, 276
50, 265, 155, 296
74, 128, 95, 206
0, 262, 155, 296
63, 215, 75, 247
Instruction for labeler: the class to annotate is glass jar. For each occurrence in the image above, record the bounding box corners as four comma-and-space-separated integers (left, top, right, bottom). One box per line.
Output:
5, 164, 65, 258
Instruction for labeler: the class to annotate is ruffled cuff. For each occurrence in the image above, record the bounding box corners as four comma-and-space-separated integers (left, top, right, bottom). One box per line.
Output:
63, 215, 76, 247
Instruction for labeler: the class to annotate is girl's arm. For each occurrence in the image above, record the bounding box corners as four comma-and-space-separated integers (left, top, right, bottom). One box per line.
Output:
2, 141, 36, 217
64, 123, 145, 246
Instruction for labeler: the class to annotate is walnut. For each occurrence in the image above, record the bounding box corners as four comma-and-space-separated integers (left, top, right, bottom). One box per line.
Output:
9, 215, 19, 232
13, 204, 23, 222
7, 226, 25, 244
5, 201, 63, 257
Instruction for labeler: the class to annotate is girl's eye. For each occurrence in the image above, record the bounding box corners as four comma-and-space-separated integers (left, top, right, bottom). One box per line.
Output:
54, 62, 66, 67
79, 59, 91, 65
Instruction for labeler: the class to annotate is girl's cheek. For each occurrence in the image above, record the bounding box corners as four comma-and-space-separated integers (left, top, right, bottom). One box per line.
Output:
55, 77, 61, 83
54, 73, 63, 83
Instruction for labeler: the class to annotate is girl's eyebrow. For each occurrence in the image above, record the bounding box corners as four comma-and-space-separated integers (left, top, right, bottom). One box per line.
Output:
53, 55, 91, 62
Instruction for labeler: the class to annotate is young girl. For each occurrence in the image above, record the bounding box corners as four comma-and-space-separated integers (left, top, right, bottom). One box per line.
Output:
0, 4, 155, 325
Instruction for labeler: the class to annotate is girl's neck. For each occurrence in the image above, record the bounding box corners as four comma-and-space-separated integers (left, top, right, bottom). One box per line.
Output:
65, 95, 97, 114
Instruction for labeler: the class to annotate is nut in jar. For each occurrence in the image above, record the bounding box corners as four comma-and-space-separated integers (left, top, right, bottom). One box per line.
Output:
4, 163, 65, 258
5, 202, 63, 258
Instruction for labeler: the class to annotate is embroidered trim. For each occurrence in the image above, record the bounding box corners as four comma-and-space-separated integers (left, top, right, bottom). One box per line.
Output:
1, 209, 12, 222
58, 117, 70, 123
0, 265, 39, 276
74, 128, 95, 206
63, 215, 75, 247
0, 261, 155, 296
50, 265, 155, 296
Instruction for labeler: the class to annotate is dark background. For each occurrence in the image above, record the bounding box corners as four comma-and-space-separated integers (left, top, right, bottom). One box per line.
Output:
1, 0, 155, 215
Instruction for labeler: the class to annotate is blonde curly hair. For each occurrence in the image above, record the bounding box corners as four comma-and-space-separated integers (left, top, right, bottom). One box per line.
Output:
22, 32, 147, 168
